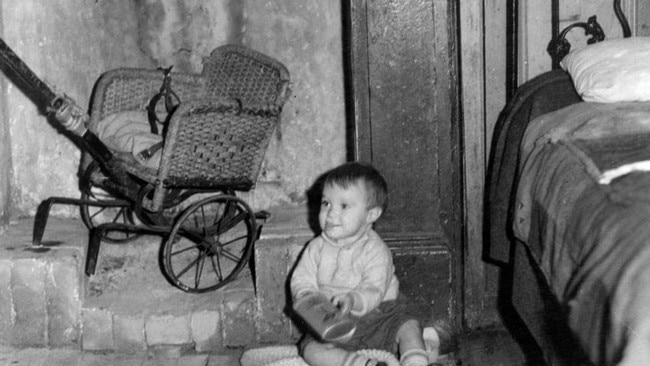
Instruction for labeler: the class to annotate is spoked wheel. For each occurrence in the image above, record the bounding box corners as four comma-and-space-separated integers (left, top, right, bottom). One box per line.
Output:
80, 161, 142, 243
161, 194, 257, 293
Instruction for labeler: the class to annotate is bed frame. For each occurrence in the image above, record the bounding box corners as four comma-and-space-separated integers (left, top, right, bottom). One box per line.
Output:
547, 0, 630, 69
490, 1, 633, 365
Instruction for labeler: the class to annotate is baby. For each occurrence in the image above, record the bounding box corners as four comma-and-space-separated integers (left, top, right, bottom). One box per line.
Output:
291, 162, 438, 366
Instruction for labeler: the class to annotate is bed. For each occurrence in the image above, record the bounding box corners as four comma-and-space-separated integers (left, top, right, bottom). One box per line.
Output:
487, 3, 650, 366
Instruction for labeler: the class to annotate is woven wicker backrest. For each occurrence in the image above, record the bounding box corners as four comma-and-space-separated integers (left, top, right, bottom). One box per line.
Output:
156, 45, 291, 191
160, 99, 277, 190
89, 69, 205, 130
201, 45, 290, 112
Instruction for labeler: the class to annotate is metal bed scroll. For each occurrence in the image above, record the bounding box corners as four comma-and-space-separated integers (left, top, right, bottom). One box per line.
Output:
547, 0, 631, 69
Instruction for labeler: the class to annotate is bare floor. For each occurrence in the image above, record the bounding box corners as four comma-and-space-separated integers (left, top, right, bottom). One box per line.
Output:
0, 327, 545, 366
451, 328, 546, 366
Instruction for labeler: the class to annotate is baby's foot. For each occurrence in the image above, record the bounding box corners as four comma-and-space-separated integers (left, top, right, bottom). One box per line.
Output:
400, 348, 429, 366
423, 327, 440, 361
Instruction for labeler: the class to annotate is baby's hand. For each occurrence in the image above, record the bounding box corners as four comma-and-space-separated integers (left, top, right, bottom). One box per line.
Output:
331, 293, 354, 315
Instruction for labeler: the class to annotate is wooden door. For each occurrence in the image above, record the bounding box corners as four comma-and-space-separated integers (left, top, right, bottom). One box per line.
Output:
345, 0, 462, 331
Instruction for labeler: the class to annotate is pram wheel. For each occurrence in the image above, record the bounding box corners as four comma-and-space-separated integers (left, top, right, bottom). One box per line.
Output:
80, 161, 142, 243
161, 194, 257, 293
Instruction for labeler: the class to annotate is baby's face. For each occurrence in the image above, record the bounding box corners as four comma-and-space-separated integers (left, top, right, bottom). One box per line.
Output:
319, 182, 375, 243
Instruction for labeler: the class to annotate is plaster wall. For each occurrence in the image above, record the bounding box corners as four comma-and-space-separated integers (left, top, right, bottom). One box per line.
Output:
518, 0, 636, 82
240, 1, 346, 206
0, 0, 345, 227
0, 5, 8, 232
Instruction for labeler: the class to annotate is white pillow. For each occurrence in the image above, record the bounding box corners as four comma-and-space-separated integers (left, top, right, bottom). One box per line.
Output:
561, 37, 650, 103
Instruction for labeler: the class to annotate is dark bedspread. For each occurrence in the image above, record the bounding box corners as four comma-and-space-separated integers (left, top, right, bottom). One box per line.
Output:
513, 100, 650, 365
487, 70, 580, 263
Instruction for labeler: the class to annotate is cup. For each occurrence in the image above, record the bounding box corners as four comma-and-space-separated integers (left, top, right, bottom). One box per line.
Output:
294, 292, 357, 343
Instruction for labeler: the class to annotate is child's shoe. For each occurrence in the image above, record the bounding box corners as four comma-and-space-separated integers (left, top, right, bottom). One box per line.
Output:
423, 326, 440, 362
424, 320, 457, 360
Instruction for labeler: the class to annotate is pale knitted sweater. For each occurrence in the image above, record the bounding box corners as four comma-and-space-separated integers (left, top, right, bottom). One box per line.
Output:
290, 229, 399, 317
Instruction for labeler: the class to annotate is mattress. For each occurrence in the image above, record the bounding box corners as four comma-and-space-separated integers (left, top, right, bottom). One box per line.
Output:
512, 101, 650, 365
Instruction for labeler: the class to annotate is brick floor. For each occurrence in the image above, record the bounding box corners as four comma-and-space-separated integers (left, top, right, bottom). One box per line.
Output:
0, 346, 242, 366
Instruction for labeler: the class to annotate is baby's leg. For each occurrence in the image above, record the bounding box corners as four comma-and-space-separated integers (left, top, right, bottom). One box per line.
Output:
302, 340, 379, 366
396, 319, 429, 366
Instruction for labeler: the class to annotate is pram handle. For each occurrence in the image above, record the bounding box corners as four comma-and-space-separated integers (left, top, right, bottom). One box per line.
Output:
0, 38, 59, 108
0, 38, 117, 174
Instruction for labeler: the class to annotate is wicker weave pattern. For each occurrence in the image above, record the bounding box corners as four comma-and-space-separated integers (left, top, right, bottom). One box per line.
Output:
203, 45, 290, 111
161, 100, 277, 189
89, 69, 205, 129
88, 44, 290, 212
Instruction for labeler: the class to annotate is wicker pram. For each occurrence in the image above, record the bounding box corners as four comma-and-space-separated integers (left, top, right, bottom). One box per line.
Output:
26, 44, 290, 293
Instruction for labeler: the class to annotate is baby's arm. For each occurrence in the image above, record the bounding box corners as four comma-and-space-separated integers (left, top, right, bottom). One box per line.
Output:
290, 239, 322, 301
345, 241, 394, 316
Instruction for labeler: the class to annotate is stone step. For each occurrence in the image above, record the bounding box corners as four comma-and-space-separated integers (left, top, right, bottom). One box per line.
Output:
0, 217, 85, 348
81, 233, 255, 354
0, 205, 313, 354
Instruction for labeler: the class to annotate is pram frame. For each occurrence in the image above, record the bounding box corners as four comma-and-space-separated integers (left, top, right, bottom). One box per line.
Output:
0, 40, 290, 293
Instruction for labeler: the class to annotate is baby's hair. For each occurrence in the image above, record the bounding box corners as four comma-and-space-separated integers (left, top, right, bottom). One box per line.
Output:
322, 162, 388, 211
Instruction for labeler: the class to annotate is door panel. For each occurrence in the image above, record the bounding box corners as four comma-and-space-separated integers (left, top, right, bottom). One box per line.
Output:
366, 0, 441, 235
346, 0, 462, 330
